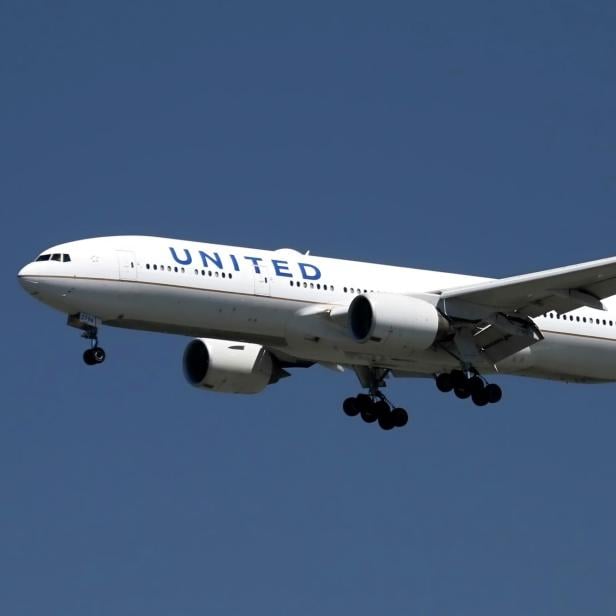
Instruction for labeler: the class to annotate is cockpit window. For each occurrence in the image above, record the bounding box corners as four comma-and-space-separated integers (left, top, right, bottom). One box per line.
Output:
35, 253, 71, 262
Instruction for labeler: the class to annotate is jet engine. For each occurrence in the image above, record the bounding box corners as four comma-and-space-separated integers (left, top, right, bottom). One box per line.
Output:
348, 293, 450, 353
183, 338, 288, 394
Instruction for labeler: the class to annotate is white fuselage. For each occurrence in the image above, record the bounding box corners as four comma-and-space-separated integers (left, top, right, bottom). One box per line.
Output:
17, 235, 616, 384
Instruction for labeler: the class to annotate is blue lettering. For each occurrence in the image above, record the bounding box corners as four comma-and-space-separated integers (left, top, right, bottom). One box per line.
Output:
230, 254, 240, 272
299, 262, 321, 280
169, 247, 192, 265
199, 251, 223, 269
244, 256, 263, 273
272, 259, 292, 278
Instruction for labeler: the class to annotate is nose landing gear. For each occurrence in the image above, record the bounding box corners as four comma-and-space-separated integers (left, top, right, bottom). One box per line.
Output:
80, 325, 106, 366
67, 313, 107, 366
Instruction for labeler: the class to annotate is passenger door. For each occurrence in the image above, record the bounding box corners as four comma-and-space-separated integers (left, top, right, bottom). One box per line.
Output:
117, 250, 137, 281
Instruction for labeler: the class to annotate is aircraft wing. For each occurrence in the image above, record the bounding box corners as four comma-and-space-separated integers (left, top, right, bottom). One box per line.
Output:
438, 256, 616, 318
435, 256, 616, 365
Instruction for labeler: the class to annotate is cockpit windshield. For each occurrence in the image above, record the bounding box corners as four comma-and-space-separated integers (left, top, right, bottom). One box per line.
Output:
36, 253, 71, 262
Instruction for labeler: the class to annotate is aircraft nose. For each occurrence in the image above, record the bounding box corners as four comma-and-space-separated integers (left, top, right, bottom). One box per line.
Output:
17, 263, 39, 292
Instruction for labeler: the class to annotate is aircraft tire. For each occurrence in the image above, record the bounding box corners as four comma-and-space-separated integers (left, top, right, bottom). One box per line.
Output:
485, 384, 503, 404
472, 389, 489, 406
360, 407, 378, 423
343, 397, 360, 417
454, 386, 471, 400
378, 412, 395, 431
436, 373, 453, 392
391, 408, 409, 427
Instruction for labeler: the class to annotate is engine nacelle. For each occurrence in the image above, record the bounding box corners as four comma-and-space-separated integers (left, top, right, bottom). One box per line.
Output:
348, 293, 449, 353
183, 338, 285, 394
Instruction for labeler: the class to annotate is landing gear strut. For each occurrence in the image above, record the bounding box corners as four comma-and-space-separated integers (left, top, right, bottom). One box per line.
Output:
81, 325, 106, 366
435, 369, 502, 406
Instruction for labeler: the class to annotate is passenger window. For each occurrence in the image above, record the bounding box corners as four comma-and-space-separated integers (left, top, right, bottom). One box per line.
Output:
168, 266, 172, 272
229, 273, 232, 279
153, 265, 157, 270
146, 264, 150, 270
222, 273, 226, 278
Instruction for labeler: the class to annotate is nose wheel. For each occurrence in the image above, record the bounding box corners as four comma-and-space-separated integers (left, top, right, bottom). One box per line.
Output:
83, 346, 106, 365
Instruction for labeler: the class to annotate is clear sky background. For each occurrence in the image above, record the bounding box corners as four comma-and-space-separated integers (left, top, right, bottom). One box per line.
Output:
2, 2, 616, 614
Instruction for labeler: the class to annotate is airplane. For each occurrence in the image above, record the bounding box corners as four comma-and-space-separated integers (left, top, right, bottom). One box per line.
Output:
17, 235, 616, 431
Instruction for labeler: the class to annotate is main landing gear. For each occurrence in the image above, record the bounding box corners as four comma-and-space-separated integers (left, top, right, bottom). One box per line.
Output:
342, 391, 409, 431
344, 367, 409, 431
81, 326, 106, 366
435, 370, 502, 406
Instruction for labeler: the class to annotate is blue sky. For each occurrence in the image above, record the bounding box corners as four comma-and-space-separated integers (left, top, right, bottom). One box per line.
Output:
2, 2, 616, 614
